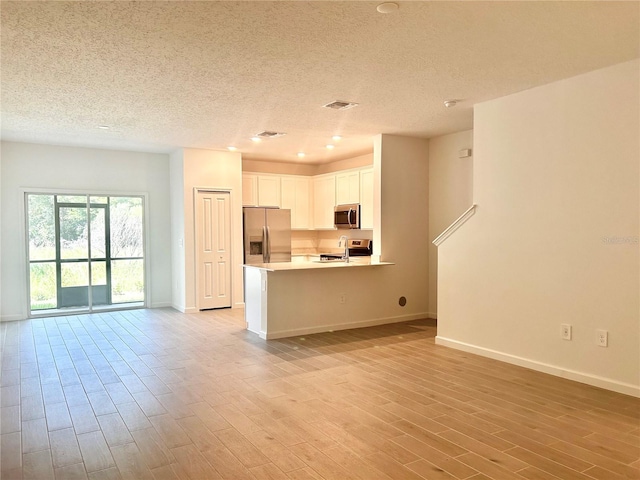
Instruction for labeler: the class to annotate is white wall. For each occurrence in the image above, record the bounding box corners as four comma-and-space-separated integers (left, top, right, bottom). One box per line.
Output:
0, 142, 172, 320
437, 60, 640, 396
243, 152, 373, 177
169, 149, 186, 310
375, 134, 430, 319
170, 148, 244, 312
428, 130, 474, 316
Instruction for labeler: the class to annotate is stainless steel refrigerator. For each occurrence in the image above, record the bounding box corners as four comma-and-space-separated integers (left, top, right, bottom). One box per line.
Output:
243, 207, 292, 264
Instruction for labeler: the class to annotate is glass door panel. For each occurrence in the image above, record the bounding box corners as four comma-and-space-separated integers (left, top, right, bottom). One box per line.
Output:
90, 260, 109, 306
30, 263, 57, 310
27, 195, 56, 261
110, 197, 143, 258
90, 207, 107, 259
58, 204, 89, 308
27, 193, 144, 315
60, 261, 89, 308
111, 259, 144, 303
59, 207, 89, 259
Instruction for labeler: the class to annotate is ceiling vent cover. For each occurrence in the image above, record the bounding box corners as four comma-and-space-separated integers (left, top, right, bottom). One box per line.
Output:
255, 131, 286, 138
322, 100, 359, 111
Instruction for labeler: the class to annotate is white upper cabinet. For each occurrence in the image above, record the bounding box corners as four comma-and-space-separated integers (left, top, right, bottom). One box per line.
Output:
281, 176, 310, 229
313, 174, 336, 229
335, 170, 360, 205
359, 167, 374, 229
244, 166, 373, 230
257, 175, 281, 207
242, 174, 258, 206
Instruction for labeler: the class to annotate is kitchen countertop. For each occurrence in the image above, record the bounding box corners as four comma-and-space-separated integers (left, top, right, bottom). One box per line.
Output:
243, 257, 394, 272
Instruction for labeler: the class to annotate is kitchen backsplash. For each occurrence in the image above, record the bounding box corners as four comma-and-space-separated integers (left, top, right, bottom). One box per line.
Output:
291, 230, 373, 255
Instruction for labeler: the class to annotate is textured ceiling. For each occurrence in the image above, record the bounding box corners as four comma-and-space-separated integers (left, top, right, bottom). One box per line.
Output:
1, 1, 638, 163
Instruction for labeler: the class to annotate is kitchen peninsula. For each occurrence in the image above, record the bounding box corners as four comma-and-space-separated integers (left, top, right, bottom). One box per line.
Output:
244, 258, 394, 339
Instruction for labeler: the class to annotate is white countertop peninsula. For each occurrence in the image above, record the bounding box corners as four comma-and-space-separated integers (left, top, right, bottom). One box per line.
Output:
243, 258, 394, 339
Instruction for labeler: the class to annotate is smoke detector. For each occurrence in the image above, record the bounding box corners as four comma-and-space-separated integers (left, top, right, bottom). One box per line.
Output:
254, 131, 286, 139
322, 100, 359, 111
444, 100, 457, 108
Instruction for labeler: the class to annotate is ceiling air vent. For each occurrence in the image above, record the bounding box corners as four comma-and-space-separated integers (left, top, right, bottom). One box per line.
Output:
322, 100, 359, 111
255, 131, 286, 138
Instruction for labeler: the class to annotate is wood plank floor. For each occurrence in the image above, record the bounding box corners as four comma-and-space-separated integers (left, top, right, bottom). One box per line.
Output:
1, 308, 638, 480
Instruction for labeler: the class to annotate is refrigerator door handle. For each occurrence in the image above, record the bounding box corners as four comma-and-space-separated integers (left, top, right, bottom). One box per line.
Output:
266, 226, 271, 263
262, 226, 268, 263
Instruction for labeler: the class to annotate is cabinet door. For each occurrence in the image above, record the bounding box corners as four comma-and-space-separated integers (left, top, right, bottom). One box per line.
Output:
336, 171, 360, 205
281, 176, 310, 229
313, 175, 336, 229
360, 168, 374, 229
293, 177, 310, 229
242, 174, 258, 206
257, 175, 281, 207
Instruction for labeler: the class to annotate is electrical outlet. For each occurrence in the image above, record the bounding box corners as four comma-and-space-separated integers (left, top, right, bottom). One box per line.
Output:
596, 329, 608, 347
340, 293, 346, 304
561, 324, 572, 340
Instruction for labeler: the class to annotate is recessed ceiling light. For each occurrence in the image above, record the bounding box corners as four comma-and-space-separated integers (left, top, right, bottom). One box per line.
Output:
97, 125, 110, 130
251, 137, 261, 143
332, 135, 342, 141
297, 152, 305, 158
227, 146, 238, 151
326, 144, 335, 150
376, 2, 399, 14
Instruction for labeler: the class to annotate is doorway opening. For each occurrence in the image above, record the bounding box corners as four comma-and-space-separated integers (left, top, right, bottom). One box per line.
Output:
26, 193, 146, 316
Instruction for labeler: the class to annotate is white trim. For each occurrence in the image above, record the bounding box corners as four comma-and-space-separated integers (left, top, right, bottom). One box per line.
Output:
171, 304, 197, 314
21, 188, 151, 316
193, 187, 235, 311
1, 314, 25, 322
262, 312, 431, 340
150, 302, 172, 308
426, 311, 437, 320
432, 204, 477, 246
435, 336, 640, 398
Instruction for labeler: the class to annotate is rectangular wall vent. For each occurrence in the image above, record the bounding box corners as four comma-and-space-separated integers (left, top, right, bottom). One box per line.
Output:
255, 131, 286, 138
322, 100, 359, 111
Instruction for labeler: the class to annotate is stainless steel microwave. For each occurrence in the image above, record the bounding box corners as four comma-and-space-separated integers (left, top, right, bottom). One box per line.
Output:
334, 203, 361, 229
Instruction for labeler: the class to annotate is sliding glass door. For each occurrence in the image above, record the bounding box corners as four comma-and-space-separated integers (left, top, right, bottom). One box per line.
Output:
27, 193, 145, 315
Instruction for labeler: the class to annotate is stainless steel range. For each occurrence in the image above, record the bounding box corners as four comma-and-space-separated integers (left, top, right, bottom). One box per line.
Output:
319, 239, 373, 262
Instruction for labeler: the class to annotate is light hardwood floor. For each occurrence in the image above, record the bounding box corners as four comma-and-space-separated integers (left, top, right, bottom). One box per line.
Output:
1, 308, 638, 480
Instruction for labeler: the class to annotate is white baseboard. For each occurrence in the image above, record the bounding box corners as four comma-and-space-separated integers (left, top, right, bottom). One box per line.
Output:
436, 336, 640, 398
150, 302, 172, 308
426, 311, 437, 320
233, 302, 245, 309
1, 314, 25, 322
264, 312, 431, 340
170, 304, 198, 313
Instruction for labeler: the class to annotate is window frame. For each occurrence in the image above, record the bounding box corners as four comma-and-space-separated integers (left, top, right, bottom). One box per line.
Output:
22, 188, 150, 318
